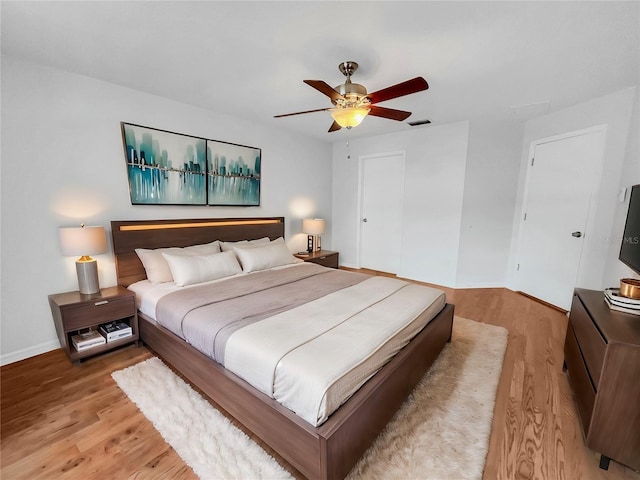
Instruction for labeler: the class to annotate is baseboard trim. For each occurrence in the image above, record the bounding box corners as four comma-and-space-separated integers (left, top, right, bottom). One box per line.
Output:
454, 282, 506, 289
340, 267, 505, 290
338, 262, 359, 270
515, 290, 568, 313
1, 340, 60, 366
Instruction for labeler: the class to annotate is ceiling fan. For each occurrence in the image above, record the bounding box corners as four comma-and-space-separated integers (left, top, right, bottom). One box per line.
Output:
274, 61, 429, 133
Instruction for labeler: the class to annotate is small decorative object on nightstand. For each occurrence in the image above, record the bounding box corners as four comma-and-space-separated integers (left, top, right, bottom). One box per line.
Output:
48, 286, 139, 364
295, 250, 339, 269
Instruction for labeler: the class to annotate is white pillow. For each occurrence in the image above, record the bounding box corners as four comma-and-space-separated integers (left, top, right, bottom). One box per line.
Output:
182, 241, 221, 256
135, 247, 181, 283
162, 251, 242, 287
135, 241, 221, 284
220, 237, 270, 252
231, 236, 285, 248
233, 241, 297, 273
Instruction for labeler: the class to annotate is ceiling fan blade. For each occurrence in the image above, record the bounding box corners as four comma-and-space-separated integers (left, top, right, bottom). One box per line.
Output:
304, 80, 344, 102
368, 105, 413, 121
274, 107, 331, 118
328, 121, 342, 132
367, 77, 429, 105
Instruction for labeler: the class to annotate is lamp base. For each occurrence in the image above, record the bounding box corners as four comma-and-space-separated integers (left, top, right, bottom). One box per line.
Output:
307, 234, 322, 253
76, 259, 100, 294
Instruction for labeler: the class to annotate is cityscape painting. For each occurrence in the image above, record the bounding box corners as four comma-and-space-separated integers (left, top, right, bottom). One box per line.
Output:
207, 140, 261, 206
122, 123, 206, 205
121, 123, 261, 206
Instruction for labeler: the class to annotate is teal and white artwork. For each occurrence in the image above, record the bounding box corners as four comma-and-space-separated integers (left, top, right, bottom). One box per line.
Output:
122, 123, 206, 205
121, 123, 260, 206
207, 141, 261, 206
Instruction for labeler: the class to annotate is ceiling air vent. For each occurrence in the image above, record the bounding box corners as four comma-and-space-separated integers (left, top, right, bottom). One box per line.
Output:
407, 119, 431, 126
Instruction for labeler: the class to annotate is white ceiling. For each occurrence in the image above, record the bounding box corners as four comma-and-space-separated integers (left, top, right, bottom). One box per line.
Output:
2, 1, 639, 143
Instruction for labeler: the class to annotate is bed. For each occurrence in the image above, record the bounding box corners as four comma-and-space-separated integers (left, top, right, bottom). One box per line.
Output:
111, 217, 454, 480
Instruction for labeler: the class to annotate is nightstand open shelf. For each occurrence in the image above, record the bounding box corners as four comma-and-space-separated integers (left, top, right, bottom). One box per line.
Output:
49, 286, 139, 363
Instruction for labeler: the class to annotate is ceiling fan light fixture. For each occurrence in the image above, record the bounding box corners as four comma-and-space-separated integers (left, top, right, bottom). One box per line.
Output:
330, 107, 370, 129
275, 61, 429, 133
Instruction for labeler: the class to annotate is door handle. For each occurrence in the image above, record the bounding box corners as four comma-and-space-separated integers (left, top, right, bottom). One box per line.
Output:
362, 218, 368, 223
571, 231, 583, 238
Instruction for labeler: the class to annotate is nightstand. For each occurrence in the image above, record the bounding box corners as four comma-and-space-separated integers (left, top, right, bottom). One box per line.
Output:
49, 286, 139, 364
295, 250, 339, 269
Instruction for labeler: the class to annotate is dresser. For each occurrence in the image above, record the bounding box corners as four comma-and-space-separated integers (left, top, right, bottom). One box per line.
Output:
563, 288, 640, 470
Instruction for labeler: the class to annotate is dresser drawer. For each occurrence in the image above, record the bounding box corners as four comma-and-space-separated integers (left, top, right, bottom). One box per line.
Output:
564, 322, 596, 434
569, 294, 606, 388
63, 296, 136, 331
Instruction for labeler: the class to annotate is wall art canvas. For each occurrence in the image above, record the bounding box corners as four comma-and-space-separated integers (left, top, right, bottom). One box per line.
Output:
121, 123, 261, 206
207, 140, 261, 206
122, 123, 207, 205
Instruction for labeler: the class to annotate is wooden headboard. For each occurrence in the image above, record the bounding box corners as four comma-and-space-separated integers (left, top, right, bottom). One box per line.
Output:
111, 217, 285, 286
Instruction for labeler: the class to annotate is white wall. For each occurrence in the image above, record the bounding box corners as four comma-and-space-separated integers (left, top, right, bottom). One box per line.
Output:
456, 120, 524, 287
507, 87, 638, 291
0, 56, 332, 365
332, 121, 469, 288
604, 86, 640, 284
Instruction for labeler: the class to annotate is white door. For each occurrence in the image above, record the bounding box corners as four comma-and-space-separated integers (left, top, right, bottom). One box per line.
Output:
359, 152, 405, 274
516, 130, 604, 310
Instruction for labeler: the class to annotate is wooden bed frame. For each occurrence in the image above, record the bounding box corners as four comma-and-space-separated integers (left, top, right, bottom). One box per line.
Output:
111, 217, 454, 480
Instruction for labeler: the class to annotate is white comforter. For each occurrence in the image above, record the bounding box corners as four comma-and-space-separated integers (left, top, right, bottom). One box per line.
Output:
224, 276, 445, 425
130, 266, 446, 426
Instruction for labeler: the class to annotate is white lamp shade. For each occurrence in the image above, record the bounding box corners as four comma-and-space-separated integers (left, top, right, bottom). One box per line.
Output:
59, 226, 107, 257
302, 218, 326, 235
330, 107, 370, 128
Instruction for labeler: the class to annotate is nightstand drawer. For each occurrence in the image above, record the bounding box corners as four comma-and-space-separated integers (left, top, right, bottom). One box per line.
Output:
63, 296, 135, 331
308, 253, 338, 268
295, 250, 339, 269
569, 294, 606, 388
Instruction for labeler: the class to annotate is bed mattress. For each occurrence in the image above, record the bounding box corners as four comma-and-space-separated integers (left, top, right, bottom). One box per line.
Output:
129, 263, 446, 426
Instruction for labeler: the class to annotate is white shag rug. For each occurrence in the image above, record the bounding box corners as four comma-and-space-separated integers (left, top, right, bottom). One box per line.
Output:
112, 316, 507, 480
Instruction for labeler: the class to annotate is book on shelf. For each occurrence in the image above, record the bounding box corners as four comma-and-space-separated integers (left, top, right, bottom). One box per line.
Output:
604, 295, 640, 316
99, 321, 133, 342
71, 330, 106, 351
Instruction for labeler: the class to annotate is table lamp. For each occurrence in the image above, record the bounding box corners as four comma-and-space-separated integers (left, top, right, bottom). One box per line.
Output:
302, 218, 326, 253
59, 225, 107, 294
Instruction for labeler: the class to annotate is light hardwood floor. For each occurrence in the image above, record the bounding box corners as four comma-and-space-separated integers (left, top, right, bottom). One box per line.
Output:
2, 285, 639, 479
